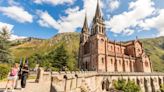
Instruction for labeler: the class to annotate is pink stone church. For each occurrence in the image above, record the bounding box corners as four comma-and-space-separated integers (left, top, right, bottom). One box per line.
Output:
79, 2, 152, 73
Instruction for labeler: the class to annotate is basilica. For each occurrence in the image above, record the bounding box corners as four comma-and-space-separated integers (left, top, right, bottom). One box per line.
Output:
79, 2, 152, 73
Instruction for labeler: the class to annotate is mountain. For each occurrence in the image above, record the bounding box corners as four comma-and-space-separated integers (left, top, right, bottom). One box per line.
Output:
10, 32, 79, 60
10, 32, 164, 72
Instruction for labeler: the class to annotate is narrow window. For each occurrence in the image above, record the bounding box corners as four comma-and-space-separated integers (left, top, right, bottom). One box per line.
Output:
111, 59, 113, 64
102, 58, 104, 64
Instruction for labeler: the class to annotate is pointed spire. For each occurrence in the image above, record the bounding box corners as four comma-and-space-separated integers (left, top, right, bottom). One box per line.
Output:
83, 13, 88, 29
82, 14, 89, 33
95, 0, 101, 18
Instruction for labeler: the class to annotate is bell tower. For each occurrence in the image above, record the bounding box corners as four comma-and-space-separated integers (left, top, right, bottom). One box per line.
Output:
80, 14, 90, 44
89, 0, 107, 72
79, 14, 90, 69
91, 0, 106, 36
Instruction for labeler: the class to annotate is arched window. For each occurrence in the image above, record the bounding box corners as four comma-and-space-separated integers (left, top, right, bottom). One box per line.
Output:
145, 61, 149, 67
85, 62, 88, 70
99, 26, 102, 33
102, 58, 104, 64
111, 59, 113, 64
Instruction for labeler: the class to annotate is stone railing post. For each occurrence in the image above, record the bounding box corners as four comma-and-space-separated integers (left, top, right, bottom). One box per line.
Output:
35, 67, 44, 83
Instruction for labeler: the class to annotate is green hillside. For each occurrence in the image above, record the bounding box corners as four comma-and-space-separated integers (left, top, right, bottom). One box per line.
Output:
141, 37, 164, 72
10, 33, 164, 72
10, 32, 79, 60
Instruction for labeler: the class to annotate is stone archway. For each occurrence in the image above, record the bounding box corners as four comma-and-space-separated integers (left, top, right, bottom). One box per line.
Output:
101, 78, 111, 91
102, 81, 105, 91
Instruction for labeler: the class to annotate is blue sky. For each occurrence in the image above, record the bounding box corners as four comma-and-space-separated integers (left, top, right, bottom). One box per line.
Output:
0, 0, 164, 41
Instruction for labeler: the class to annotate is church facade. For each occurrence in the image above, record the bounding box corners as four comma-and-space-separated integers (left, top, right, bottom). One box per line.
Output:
49, 2, 164, 92
79, 2, 152, 73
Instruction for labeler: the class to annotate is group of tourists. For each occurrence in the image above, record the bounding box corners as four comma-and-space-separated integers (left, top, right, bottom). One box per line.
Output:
4, 59, 29, 92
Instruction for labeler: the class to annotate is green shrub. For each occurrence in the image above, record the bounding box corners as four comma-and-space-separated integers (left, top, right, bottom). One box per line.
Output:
0, 64, 10, 80
160, 84, 164, 92
114, 79, 140, 92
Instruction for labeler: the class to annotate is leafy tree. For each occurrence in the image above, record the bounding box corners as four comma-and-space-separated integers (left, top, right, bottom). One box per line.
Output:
114, 79, 140, 92
0, 26, 12, 63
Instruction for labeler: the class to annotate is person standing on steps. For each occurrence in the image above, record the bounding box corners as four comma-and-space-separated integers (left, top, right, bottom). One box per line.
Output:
21, 60, 29, 90
4, 63, 19, 92
14, 58, 23, 89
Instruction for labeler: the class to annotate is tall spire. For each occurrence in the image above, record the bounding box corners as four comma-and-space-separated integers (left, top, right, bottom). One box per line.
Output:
95, 0, 101, 18
82, 14, 89, 33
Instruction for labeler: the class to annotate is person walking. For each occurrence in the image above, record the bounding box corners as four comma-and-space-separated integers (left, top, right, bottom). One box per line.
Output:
4, 63, 19, 92
14, 58, 23, 89
21, 63, 29, 90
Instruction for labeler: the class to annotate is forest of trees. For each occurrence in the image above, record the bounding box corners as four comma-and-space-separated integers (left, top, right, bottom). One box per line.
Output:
28, 43, 78, 71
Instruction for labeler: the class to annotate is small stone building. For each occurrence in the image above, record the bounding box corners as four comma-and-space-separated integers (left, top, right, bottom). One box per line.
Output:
78, 1, 152, 73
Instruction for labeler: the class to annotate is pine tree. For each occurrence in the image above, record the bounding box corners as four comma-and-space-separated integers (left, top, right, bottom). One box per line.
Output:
51, 44, 69, 70
0, 26, 12, 63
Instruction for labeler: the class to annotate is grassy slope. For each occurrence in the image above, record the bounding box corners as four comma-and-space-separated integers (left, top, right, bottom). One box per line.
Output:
10, 33, 164, 72
10, 32, 79, 60
141, 36, 164, 72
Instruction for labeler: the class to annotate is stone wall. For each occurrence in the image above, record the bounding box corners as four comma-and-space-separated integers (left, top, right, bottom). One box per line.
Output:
50, 72, 164, 92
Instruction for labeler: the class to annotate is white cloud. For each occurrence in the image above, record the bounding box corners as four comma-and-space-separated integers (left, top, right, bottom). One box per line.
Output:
65, 6, 80, 14
34, 0, 75, 5
0, 6, 33, 23
106, 0, 155, 35
37, 9, 85, 33
37, 0, 100, 33
109, 0, 120, 11
123, 29, 134, 36
0, 22, 26, 40
9, 34, 26, 41
37, 11, 60, 30
0, 22, 14, 32
139, 9, 164, 36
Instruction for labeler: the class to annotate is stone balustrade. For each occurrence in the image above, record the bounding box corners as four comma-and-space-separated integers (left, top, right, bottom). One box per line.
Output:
49, 71, 164, 92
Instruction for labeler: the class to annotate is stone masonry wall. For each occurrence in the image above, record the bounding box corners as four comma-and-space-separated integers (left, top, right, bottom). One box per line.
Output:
50, 72, 164, 92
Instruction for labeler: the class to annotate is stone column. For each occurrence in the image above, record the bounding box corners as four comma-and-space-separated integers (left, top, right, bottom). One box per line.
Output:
144, 78, 152, 92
